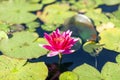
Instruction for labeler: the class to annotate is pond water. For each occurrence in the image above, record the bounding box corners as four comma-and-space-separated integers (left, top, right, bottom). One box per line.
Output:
30, 4, 119, 72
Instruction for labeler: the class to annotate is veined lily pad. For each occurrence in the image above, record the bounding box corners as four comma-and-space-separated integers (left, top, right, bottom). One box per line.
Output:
101, 62, 120, 80
0, 55, 48, 80
38, 3, 76, 31
73, 63, 101, 80
85, 10, 109, 26
71, 0, 103, 12
0, 0, 42, 24
99, 28, 120, 52
59, 71, 78, 80
0, 31, 48, 59
26, 21, 40, 32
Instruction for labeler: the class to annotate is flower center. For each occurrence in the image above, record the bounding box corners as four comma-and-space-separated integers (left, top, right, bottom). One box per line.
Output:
54, 37, 64, 42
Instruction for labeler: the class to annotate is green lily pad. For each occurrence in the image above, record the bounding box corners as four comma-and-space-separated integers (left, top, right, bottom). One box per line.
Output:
39, 3, 76, 31
83, 41, 103, 56
41, 24, 59, 31
102, 0, 120, 5
26, 21, 40, 32
0, 0, 42, 24
0, 55, 48, 80
71, 0, 103, 12
99, 28, 120, 52
86, 10, 109, 26
73, 63, 101, 80
59, 71, 78, 80
41, 0, 56, 4
0, 31, 48, 59
101, 62, 120, 80
0, 31, 8, 40
116, 54, 120, 63
113, 10, 120, 20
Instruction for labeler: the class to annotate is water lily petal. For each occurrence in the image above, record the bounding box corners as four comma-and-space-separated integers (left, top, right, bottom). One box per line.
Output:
43, 45, 55, 51
62, 50, 75, 54
44, 33, 52, 42
47, 51, 59, 57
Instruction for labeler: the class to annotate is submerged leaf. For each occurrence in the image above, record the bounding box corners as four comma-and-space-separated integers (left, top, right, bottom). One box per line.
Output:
0, 55, 48, 80
62, 14, 97, 41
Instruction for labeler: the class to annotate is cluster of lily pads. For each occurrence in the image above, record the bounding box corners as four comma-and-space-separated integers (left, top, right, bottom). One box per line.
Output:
0, 0, 120, 80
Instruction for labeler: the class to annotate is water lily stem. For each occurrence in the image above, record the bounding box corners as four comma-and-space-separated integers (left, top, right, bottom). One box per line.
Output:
95, 56, 97, 68
58, 53, 62, 67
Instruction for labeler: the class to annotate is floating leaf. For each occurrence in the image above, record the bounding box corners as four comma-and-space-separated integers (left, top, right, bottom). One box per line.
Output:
99, 28, 120, 52
41, 24, 58, 31
0, 55, 48, 80
26, 21, 40, 32
71, 0, 103, 12
0, 0, 42, 24
112, 10, 120, 20
0, 31, 48, 59
97, 22, 114, 32
116, 54, 120, 63
86, 11, 109, 26
39, 3, 76, 31
83, 41, 103, 56
101, 62, 120, 80
59, 71, 78, 80
73, 63, 101, 80
102, 0, 120, 5
62, 14, 97, 41
0, 31, 8, 40
28, 0, 40, 3
41, 0, 55, 4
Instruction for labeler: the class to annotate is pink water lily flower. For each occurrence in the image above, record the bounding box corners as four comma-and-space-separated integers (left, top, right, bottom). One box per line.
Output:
40, 29, 79, 57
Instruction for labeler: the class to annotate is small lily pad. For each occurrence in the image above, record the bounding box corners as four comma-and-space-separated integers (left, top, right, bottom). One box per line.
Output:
0, 55, 48, 80
83, 41, 103, 56
0, 31, 48, 59
73, 63, 101, 80
59, 71, 78, 80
